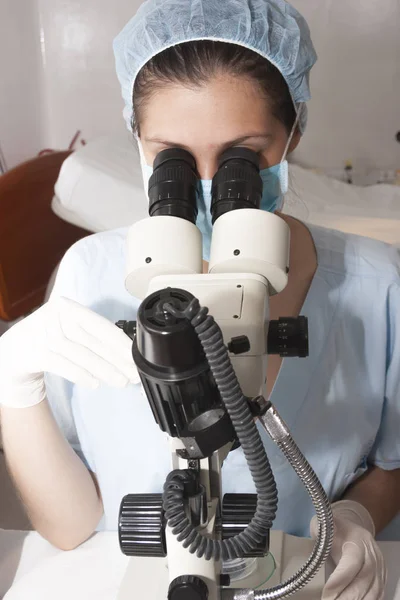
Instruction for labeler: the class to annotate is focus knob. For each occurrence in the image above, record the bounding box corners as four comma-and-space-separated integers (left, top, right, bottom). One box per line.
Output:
119, 494, 166, 557
168, 575, 209, 600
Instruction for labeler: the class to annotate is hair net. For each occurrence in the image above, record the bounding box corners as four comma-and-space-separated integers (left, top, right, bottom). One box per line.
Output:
113, 0, 317, 133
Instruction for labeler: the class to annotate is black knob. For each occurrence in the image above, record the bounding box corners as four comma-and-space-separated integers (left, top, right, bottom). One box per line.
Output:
268, 316, 309, 358
168, 575, 209, 600
119, 494, 166, 557
228, 335, 250, 355
116, 320, 137, 341
219, 574, 231, 587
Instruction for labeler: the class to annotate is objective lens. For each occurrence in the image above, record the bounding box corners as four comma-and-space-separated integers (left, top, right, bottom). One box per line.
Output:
148, 148, 199, 224
211, 147, 263, 224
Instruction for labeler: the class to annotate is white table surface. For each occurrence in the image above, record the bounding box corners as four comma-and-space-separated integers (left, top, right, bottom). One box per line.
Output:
0, 530, 399, 600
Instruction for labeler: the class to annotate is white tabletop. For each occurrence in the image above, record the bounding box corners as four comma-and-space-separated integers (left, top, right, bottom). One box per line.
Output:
0, 530, 399, 600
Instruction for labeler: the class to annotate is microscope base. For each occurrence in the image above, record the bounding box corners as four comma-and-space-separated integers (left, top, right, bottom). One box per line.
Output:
117, 530, 327, 600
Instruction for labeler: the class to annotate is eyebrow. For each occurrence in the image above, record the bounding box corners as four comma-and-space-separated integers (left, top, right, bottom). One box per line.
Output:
144, 133, 272, 149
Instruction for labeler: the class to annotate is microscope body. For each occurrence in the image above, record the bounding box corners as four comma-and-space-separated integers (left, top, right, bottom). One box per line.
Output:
117, 148, 332, 600
118, 216, 315, 600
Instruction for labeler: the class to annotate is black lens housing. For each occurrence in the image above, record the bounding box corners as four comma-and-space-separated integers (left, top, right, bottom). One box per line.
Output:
132, 288, 237, 458
211, 147, 263, 224
148, 148, 199, 224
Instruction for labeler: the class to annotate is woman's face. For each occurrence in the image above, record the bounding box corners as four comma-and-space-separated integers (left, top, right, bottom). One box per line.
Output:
139, 73, 300, 179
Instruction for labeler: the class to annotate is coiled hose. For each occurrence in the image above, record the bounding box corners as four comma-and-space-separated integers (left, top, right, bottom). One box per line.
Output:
163, 297, 334, 598
163, 297, 278, 562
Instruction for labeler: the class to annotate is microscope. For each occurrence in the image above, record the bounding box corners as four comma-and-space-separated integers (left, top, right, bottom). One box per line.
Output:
116, 148, 334, 599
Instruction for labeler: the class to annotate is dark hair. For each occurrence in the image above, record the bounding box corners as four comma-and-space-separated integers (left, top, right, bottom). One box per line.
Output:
132, 40, 297, 136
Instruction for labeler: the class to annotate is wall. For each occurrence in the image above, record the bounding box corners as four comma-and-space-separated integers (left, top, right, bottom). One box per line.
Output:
36, 0, 142, 151
0, 0, 46, 169
1, 0, 399, 171
291, 0, 400, 171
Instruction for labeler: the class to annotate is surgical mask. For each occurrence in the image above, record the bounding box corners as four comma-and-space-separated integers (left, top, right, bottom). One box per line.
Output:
138, 105, 301, 260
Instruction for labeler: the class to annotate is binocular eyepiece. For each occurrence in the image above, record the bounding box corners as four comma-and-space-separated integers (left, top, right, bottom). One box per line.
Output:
148, 146, 263, 224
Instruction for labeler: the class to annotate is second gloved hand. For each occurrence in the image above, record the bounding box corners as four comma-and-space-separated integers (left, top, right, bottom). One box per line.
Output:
310, 500, 387, 600
0, 297, 140, 409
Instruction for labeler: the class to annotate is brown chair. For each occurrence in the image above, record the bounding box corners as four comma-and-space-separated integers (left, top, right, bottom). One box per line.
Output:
0, 152, 90, 321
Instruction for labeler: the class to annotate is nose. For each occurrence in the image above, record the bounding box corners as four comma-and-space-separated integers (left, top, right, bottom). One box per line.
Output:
194, 155, 219, 181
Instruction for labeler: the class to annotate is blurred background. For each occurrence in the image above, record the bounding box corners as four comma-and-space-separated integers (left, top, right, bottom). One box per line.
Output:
1, 0, 399, 177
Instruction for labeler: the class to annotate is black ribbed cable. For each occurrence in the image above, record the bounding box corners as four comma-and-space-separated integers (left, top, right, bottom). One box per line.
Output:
162, 297, 278, 561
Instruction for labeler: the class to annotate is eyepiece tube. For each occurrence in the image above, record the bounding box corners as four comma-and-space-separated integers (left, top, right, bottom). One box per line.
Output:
148, 148, 199, 224
211, 147, 263, 224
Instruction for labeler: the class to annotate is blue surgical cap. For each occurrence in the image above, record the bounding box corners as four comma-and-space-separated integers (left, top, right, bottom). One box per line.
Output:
113, 0, 317, 133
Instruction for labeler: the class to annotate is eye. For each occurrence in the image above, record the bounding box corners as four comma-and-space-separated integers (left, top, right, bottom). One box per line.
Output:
165, 144, 187, 152
234, 144, 264, 156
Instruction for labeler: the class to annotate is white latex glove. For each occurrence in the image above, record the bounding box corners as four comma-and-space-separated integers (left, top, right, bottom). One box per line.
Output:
0, 297, 140, 409
310, 500, 387, 600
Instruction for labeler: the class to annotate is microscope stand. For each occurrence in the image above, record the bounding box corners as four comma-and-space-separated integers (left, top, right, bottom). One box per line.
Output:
117, 530, 327, 600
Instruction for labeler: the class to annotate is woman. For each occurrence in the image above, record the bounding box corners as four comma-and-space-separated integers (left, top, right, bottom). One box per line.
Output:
0, 1, 398, 598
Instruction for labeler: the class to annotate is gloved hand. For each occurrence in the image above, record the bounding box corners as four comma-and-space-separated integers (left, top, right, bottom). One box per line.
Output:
310, 500, 387, 600
0, 297, 140, 409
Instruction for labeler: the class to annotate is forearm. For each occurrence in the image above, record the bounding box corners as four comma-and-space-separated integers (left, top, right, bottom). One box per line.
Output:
0, 399, 103, 550
343, 464, 400, 534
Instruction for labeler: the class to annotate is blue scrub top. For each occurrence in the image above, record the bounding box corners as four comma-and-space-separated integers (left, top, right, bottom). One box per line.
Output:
45, 223, 400, 539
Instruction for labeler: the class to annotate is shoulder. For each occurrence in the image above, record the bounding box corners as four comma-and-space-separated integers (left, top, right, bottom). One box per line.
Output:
64, 227, 129, 264
57, 227, 129, 276
307, 222, 400, 285
51, 227, 132, 308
